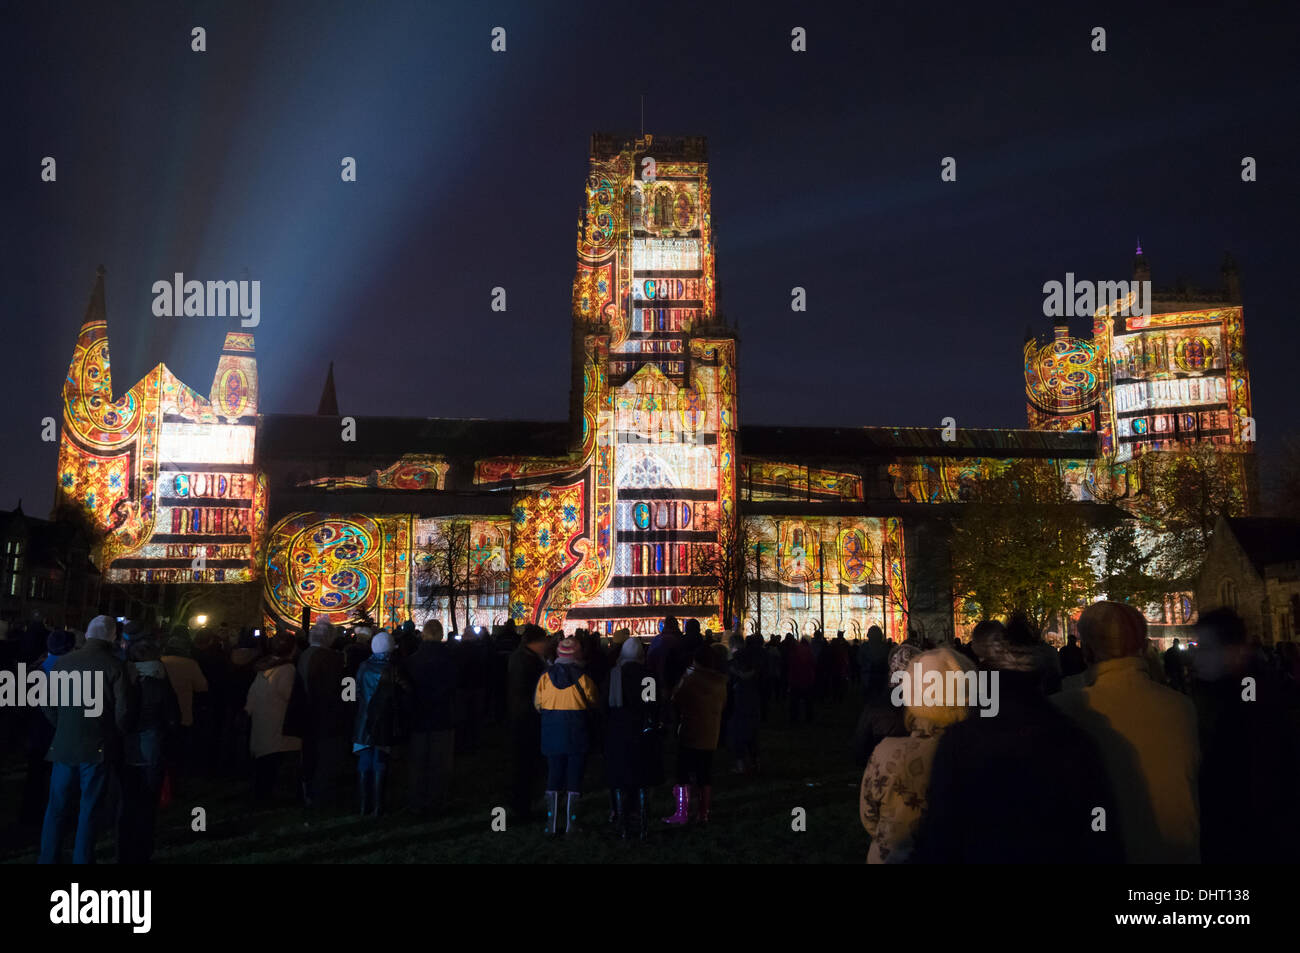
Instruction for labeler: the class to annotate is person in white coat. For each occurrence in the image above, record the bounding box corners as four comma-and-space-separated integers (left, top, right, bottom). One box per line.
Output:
245, 633, 302, 801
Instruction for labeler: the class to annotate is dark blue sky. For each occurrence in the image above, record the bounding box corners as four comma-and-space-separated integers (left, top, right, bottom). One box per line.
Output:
5, 0, 1298, 513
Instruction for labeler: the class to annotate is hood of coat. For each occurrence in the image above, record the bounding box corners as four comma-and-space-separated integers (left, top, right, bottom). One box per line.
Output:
687, 664, 727, 684
254, 654, 294, 673
131, 660, 167, 680
547, 659, 585, 689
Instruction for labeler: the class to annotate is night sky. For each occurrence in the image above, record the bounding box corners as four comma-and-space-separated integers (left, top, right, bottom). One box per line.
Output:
5, 1, 1298, 513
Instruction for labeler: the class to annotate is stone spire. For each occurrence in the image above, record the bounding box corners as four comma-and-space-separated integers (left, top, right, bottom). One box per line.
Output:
317, 360, 339, 416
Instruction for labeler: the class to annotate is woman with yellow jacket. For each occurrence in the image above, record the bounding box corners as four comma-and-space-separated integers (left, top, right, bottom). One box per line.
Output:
534, 637, 599, 834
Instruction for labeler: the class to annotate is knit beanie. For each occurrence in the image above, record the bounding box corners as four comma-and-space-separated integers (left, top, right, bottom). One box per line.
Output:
904, 647, 978, 729
85, 615, 116, 642
47, 629, 75, 656
557, 637, 582, 662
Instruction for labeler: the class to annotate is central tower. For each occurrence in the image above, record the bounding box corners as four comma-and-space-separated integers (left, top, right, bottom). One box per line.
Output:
557, 133, 737, 634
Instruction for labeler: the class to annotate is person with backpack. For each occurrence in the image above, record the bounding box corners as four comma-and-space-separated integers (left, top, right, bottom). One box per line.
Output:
118, 637, 181, 863
353, 630, 413, 817
534, 636, 599, 835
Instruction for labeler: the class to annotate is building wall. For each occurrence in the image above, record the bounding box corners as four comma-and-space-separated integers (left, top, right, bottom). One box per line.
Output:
1264, 565, 1300, 643
1196, 527, 1268, 642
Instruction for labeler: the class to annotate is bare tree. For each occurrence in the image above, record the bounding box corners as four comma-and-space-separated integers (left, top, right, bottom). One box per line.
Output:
691, 509, 752, 632
416, 520, 474, 633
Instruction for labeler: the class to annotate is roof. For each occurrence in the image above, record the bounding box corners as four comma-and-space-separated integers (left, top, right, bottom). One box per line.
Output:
1225, 517, 1300, 573
257, 414, 571, 461
739, 425, 1098, 461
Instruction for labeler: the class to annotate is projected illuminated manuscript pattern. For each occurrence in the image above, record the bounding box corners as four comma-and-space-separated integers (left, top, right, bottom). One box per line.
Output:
56, 280, 265, 584
61, 138, 1255, 648
298, 454, 450, 491
745, 516, 906, 639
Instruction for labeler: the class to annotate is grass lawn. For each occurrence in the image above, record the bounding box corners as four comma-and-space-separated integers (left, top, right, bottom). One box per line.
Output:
0, 692, 867, 864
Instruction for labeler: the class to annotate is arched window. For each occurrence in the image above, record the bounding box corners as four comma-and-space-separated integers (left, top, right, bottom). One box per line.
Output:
655, 187, 672, 227
1219, 577, 1237, 610
630, 187, 643, 228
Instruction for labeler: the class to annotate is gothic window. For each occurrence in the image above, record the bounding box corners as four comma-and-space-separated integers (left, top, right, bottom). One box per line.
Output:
630, 187, 644, 228
655, 187, 672, 227
626, 454, 673, 489
1219, 577, 1237, 611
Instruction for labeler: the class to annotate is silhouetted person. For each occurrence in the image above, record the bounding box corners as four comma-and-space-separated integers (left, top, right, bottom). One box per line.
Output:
297, 620, 348, 808
245, 632, 301, 802
118, 638, 179, 863
725, 634, 763, 773
1054, 602, 1200, 863
1058, 634, 1086, 679
665, 644, 728, 826
40, 615, 135, 864
1163, 639, 1187, 693
19, 630, 73, 827
646, 616, 682, 696
605, 634, 663, 839
787, 637, 816, 724
404, 619, 458, 813
852, 642, 914, 768
1193, 608, 1300, 863
353, 630, 413, 816
507, 624, 549, 821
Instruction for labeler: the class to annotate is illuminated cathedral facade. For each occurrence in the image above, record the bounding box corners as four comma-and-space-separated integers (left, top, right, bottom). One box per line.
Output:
54, 134, 1255, 641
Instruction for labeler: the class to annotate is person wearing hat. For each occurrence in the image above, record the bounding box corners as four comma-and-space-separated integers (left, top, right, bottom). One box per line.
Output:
352, 630, 413, 816
39, 615, 136, 864
860, 647, 975, 863
1052, 601, 1200, 863
534, 636, 599, 834
507, 624, 549, 821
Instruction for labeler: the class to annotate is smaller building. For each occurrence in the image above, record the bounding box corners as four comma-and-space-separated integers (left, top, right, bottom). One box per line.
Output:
0, 504, 103, 630
1197, 515, 1300, 645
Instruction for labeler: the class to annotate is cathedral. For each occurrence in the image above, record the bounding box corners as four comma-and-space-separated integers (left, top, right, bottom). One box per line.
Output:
54, 133, 1256, 642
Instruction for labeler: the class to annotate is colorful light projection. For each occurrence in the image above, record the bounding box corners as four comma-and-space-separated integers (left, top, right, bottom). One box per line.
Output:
742, 461, 864, 503
745, 516, 906, 639
263, 513, 410, 630
888, 457, 1016, 504
296, 454, 449, 491
57, 284, 265, 584
1106, 309, 1250, 457
262, 513, 513, 632
1024, 330, 1103, 433
483, 135, 737, 634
